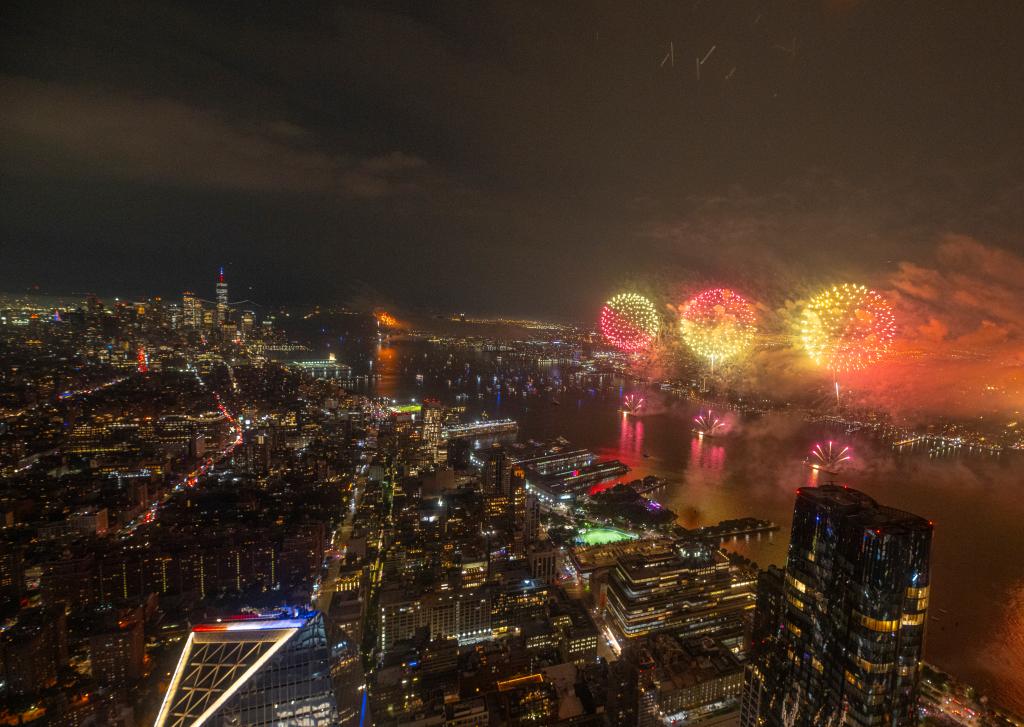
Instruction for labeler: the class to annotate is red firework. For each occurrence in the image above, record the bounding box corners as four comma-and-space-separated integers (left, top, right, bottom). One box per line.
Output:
600, 293, 660, 353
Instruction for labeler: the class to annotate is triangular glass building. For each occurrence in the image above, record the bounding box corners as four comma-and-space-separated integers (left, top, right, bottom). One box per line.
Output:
155, 610, 338, 726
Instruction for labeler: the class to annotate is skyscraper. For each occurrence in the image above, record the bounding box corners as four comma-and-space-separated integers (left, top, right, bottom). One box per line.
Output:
89, 614, 144, 686
215, 267, 229, 325
155, 610, 337, 726
741, 485, 932, 727
479, 444, 510, 496
421, 399, 444, 462
510, 464, 529, 556
182, 291, 201, 329
240, 310, 255, 339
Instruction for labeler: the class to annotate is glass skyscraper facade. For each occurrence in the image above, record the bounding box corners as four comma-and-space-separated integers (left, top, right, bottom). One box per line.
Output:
215, 267, 229, 325
155, 610, 337, 726
741, 485, 932, 727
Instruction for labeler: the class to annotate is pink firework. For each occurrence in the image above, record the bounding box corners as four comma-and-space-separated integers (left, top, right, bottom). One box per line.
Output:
600, 293, 660, 353
810, 441, 852, 472
623, 394, 645, 415
693, 410, 725, 436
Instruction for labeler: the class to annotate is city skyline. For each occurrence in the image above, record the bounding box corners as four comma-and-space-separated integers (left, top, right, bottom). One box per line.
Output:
3, 3, 1024, 318
1, 282, 1022, 724
6, 250, 1023, 423
2, 3, 1023, 726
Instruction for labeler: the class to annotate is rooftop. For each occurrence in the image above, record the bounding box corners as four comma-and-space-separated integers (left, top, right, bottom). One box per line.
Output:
798, 485, 932, 532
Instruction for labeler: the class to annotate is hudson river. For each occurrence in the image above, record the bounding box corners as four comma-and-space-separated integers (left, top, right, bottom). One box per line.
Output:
328, 335, 1024, 714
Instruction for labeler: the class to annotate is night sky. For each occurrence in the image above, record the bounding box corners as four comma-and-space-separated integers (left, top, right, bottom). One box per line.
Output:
3, 1, 1024, 320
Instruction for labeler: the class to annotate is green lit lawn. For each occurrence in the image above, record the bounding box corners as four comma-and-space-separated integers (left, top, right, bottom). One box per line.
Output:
577, 527, 637, 545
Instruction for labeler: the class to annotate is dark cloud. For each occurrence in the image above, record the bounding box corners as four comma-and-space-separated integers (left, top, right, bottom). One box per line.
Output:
1, 0, 1023, 324
0, 76, 429, 199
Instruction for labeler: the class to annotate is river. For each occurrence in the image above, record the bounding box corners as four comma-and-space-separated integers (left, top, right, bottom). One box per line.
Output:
311, 330, 1024, 714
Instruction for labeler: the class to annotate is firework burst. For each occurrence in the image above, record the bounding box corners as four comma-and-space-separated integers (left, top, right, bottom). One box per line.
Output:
600, 293, 660, 353
622, 394, 645, 415
375, 310, 398, 328
800, 284, 896, 373
693, 410, 725, 436
679, 288, 758, 368
809, 441, 852, 472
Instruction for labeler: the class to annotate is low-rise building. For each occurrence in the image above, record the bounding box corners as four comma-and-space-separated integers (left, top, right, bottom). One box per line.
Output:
606, 540, 755, 641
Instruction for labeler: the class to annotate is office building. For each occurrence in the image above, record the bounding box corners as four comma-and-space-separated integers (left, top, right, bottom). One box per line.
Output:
379, 585, 495, 649
422, 399, 444, 462
240, 310, 255, 339
424, 588, 494, 645
624, 634, 744, 727
90, 615, 144, 685
69, 506, 109, 536
523, 492, 541, 544
606, 540, 755, 640
215, 266, 229, 325
155, 610, 337, 726
0, 545, 25, 609
378, 587, 423, 651
0, 607, 67, 698
182, 291, 201, 328
550, 594, 600, 666
509, 465, 530, 556
741, 485, 933, 727
526, 539, 558, 584
480, 444, 511, 496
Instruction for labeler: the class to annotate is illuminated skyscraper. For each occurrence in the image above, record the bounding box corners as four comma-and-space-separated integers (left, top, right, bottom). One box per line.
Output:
182, 291, 201, 329
240, 310, 255, 339
422, 399, 444, 462
215, 267, 229, 325
479, 444, 511, 496
510, 465, 529, 556
155, 610, 337, 726
741, 485, 932, 727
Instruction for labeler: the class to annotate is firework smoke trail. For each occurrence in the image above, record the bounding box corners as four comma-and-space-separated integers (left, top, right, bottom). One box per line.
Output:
679, 287, 758, 374
600, 293, 660, 353
801, 283, 896, 406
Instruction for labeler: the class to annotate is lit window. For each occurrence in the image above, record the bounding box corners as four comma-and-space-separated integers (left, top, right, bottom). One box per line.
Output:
855, 611, 899, 633
900, 612, 925, 627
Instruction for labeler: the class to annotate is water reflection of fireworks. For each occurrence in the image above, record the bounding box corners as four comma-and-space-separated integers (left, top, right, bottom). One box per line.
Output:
690, 434, 725, 470
618, 412, 645, 457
